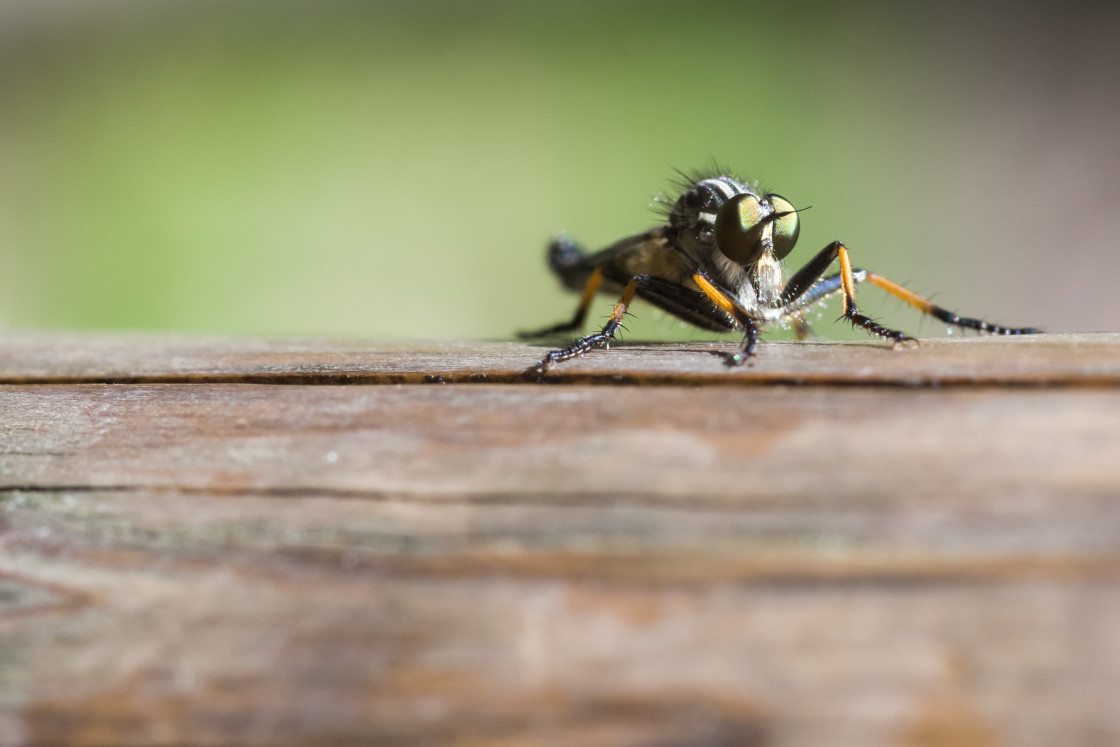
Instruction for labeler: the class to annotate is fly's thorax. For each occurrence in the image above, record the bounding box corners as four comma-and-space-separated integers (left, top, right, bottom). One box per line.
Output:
667, 176, 758, 261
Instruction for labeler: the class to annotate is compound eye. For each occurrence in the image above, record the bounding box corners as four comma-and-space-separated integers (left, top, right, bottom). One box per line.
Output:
714, 193, 766, 266
769, 194, 800, 259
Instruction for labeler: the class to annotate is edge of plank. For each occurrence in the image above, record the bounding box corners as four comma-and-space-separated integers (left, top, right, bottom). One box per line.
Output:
0, 331, 1117, 388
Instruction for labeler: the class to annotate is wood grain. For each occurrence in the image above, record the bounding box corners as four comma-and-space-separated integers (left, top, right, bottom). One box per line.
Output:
1, 332, 1119, 746
0, 330, 1117, 386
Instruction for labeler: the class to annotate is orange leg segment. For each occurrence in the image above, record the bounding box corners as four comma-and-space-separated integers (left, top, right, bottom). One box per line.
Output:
865, 272, 936, 314
692, 270, 759, 364
528, 273, 648, 373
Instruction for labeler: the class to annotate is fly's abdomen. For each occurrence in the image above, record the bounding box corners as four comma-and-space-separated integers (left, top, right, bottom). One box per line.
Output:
547, 234, 593, 292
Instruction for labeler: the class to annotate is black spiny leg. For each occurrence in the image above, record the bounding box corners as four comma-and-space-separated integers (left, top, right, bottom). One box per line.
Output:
781, 242, 914, 346
862, 273, 1041, 335
691, 269, 761, 366
527, 274, 649, 375
776, 270, 1041, 337
729, 319, 760, 366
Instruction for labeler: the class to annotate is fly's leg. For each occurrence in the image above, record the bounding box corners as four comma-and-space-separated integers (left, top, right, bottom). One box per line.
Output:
781, 242, 914, 345
730, 320, 760, 365
862, 273, 1041, 334
783, 272, 848, 312
527, 273, 647, 374
792, 314, 813, 340
691, 270, 760, 366
780, 258, 1040, 336
518, 267, 603, 339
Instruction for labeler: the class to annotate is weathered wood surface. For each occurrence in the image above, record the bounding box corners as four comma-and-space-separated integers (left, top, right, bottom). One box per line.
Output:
0, 330, 1117, 386
2, 331, 1120, 746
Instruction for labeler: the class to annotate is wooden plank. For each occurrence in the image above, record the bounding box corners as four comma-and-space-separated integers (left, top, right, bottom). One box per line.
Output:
2, 332, 1119, 746
0, 330, 1118, 386
3, 382, 1119, 504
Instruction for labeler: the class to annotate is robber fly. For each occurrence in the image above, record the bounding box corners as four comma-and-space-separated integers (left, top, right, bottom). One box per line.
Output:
521, 169, 1039, 373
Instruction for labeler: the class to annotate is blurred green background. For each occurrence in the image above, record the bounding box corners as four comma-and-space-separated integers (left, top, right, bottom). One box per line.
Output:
0, 0, 1117, 340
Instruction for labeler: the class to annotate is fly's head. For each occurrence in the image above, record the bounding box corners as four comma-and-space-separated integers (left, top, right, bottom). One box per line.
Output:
713, 191, 800, 270
668, 177, 800, 272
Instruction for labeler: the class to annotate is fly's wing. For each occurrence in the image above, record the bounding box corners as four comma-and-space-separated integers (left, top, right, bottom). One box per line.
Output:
629, 276, 738, 332
548, 228, 662, 292
600, 231, 739, 333
551, 227, 738, 333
